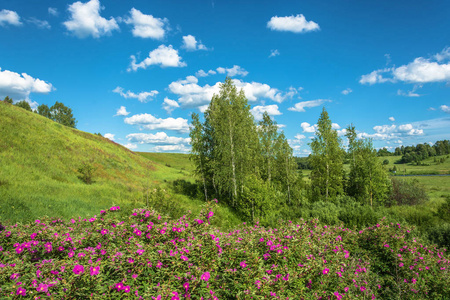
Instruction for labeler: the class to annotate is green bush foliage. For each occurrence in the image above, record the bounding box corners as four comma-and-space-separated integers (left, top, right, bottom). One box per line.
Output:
389, 178, 429, 206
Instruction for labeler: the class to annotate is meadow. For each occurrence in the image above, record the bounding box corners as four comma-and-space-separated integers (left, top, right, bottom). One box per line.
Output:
1, 101, 450, 299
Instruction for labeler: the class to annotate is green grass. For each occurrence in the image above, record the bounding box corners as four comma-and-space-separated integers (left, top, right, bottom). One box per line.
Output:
380, 155, 450, 175
0, 102, 243, 228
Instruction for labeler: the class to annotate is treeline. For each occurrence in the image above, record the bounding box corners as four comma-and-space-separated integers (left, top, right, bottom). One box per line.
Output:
395, 141, 450, 163
2, 96, 77, 128
190, 78, 391, 224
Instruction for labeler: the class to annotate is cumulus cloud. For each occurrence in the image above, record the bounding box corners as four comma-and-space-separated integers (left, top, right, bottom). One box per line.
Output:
153, 144, 190, 153
0, 9, 22, 26
300, 122, 317, 133
288, 99, 331, 112
360, 48, 450, 85
196, 69, 216, 77
104, 133, 115, 141
124, 8, 168, 39
0, 68, 54, 102
123, 143, 138, 150
115, 106, 129, 116
267, 14, 319, 33
182, 35, 208, 51
216, 65, 248, 77
128, 45, 186, 71
162, 97, 180, 114
113, 86, 158, 102
295, 134, 306, 140
341, 88, 352, 95
48, 7, 59, 16
250, 105, 282, 120
64, 0, 119, 38
127, 132, 190, 145
397, 84, 422, 97
168, 77, 298, 109
124, 113, 189, 133
27, 18, 51, 29
389, 117, 395, 122
358, 123, 424, 140
269, 49, 280, 58
440, 105, 450, 113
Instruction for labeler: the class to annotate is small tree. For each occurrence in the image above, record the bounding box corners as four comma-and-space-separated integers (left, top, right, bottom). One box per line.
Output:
383, 159, 389, 165
78, 162, 96, 184
37, 104, 52, 119
15, 100, 32, 111
3, 96, 13, 104
51, 101, 77, 128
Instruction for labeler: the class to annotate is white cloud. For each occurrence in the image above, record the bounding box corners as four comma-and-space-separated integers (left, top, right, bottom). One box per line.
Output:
152, 144, 190, 153
162, 97, 180, 114
341, 88, 352, 95
104, 133, 115, 141
269, 49, 280, 58
64, 0, 119, 38
48, 7, 58, 16
361, 48, 450, 85
267, 14, 319, 33
124, 113, 189, 133
389, 117, 395, 122
295, 134, 306, 140
250, 105, 282, 120
127, 132, 190, 145
428, 107, 436, 111
300, 122, 317, 133
440, 105, 450, 113
182, 35, 208, 51
216, 65, 248, 77
128, 45, 186, 71
123, 143, 137, 150
358, 123, 424, 140
115, 106, 129, 116
27, 18, 51, 29
0, 68, 53, 101
359, 69, 393, 85
397, 84, 422, 97
0, 9, 22, 26
168, 77, 297, 109
288, 99, 331, 112
332, 123, 341, 130
113, 86, 158, 102
124, 8, 168, 39
196, 69, 216, 77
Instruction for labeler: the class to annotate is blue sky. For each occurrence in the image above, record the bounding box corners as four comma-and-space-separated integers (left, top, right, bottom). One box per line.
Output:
0, 0, 449, 155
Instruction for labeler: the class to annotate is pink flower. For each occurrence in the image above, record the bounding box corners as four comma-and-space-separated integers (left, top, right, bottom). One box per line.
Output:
36, 283, 48, 293
201, 272, 210, 281
240, 261, 247, 268
90, 266, 100, 276
183, 282, 189, 291
116, 282, 124, 290
73, 264, 85, 275
15, 247, 24, 254
16, 287, 26, 296
323, 268, 330, 275
123, 286, 131, 293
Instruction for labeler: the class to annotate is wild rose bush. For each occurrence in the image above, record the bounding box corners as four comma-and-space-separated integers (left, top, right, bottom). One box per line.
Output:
0, 200, 449, 299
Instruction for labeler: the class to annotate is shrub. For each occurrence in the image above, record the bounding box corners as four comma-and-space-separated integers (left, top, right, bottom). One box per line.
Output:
426, 223, 450, 249
77, 162, 96, 184
389, 178, 428, 206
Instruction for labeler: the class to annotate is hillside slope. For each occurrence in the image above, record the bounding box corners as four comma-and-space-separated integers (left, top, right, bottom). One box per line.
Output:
0, 102, 162, 223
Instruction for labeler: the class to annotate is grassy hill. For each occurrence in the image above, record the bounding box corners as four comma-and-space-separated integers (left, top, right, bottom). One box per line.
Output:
0, 101, 242, 229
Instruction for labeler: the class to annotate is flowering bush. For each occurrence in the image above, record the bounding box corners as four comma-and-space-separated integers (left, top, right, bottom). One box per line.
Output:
0, 201, 448, 299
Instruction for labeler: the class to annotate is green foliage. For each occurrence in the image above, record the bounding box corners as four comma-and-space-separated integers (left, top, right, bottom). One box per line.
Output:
383, 159, 389, 165
36, 103, 52, 118
389, 178, 429, 206
3, 95, 13, 104
50, 101, 77, 128
77, 162, 96, 184
310, 107, 345, 202
426, 223, 450, 248
346, 125, 391, 206
14, 100, 32, 111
